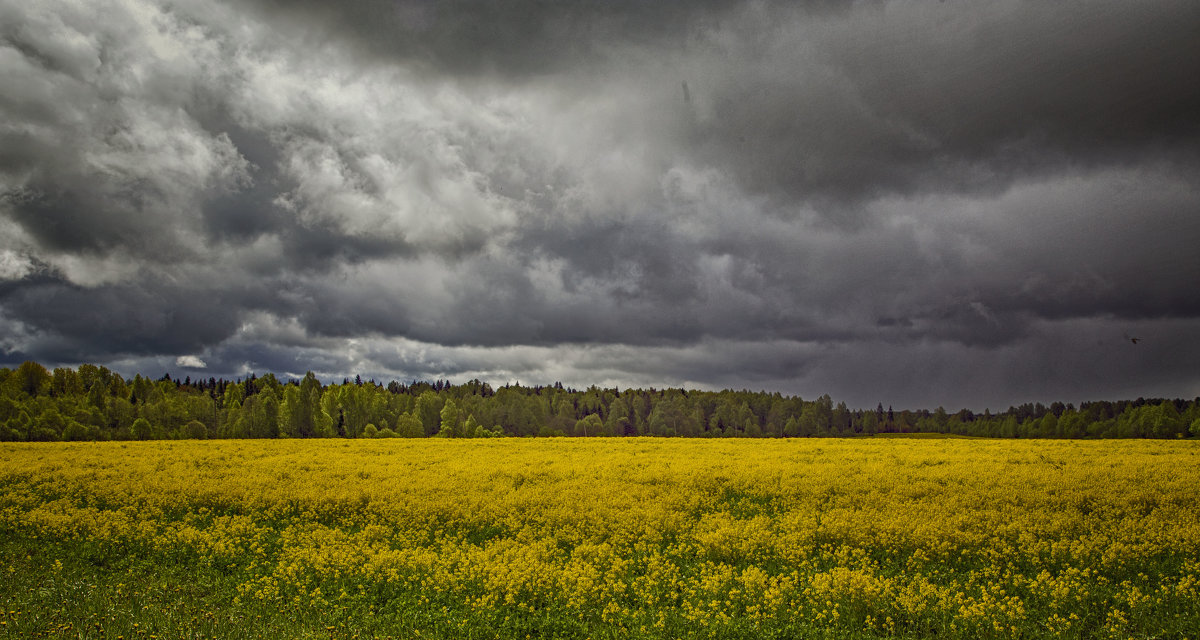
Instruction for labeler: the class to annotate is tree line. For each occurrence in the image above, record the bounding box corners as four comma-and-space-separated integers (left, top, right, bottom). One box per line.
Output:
1, 361, 1197, 442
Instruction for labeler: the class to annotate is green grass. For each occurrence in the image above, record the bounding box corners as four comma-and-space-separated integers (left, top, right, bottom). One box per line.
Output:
0, 534, 633, 640
7, 531, 1199, 640
1, 536, 294, 639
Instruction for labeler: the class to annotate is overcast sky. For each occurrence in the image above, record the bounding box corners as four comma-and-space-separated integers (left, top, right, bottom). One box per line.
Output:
2, 0, 1198, 410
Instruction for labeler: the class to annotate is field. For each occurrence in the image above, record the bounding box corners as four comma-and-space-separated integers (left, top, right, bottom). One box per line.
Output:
2, 439, 1199, 639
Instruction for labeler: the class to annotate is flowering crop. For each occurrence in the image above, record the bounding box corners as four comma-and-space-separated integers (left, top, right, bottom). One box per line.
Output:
2, 438, 1198, 638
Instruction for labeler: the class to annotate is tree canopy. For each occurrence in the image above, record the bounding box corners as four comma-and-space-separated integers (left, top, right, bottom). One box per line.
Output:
1, 362, 1197, 442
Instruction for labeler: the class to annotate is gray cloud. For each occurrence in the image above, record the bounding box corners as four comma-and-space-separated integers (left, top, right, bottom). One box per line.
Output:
0, 271, 246, 360
237, 0, 766, 78
1, 0, 1198, 409
681, 2, 1200, 208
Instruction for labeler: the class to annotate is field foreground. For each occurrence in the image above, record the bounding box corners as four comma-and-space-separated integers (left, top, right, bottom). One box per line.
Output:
2, 439, 1199, 639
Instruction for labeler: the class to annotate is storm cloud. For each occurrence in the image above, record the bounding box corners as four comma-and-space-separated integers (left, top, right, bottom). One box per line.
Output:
1, 0, 1198, 410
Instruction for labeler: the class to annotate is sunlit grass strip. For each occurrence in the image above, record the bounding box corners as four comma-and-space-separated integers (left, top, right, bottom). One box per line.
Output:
2, 439, 1199, 638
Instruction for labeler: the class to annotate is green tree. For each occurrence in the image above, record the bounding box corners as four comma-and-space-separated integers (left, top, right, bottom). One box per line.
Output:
548, 394, 577, 434
15, 361, 51, 398
130, 375, 153, 405
341, 383, 386, 438
33, 407, 68, 441
394, 412, 424, 438
575, 413, 603, 437
182, 420, 207, 439
223, 382, 245, 409
415, 391, 444, 437
240, 390, 280, 438
51, 367, 83, 397
320, 385, 346, 436
861, 410, 879, 435
604, 399, 631, 437
131, 417, 154, 440
832, 401, 852, 435
649, 391, 693, 437
796, 401, 827, 437
87, 380, 108, 411
462, 414, 480, 438
61, 418, 95, 441
438, 399, 461, 437
280, 372, 332, 438
3, 410, 32, 441
1151, 402, 1185, 438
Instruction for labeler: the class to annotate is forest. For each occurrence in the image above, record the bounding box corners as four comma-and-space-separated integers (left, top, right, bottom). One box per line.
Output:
1, 361, 1197, 442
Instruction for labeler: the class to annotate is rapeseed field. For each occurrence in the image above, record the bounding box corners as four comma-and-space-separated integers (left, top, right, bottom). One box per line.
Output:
1, 439, 1198, 638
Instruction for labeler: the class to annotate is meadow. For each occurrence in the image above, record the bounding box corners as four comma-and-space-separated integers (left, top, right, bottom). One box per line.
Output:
1, 438, 1198, 639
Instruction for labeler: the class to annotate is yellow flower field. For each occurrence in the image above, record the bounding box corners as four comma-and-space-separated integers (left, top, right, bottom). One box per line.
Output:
2, 438, 1198, 638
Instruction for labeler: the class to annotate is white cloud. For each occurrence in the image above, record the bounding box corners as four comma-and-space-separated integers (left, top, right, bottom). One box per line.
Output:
175, 355, 207, 369
0, 250, 32, 280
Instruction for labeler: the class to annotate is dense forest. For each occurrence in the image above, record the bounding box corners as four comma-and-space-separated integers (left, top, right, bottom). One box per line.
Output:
1, 361, 1198, 442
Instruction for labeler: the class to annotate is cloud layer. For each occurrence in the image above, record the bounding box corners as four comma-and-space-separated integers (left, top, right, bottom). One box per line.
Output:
2, 0, 1198, 409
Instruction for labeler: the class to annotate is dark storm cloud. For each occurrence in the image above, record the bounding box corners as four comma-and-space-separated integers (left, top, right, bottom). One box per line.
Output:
4, 179, 193, 259
682, 1, 1200, 208
1, 0, 1198, 409
0, 273, 243, 359
249, 0, 1200, 211
239, 0, 764, 77
934, 168, 1200, 324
